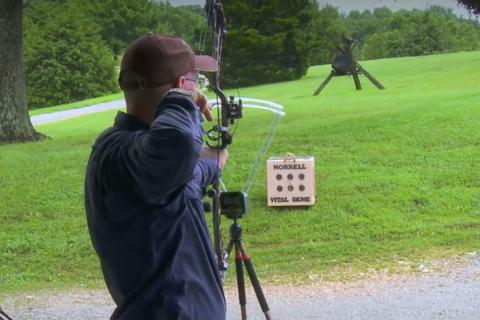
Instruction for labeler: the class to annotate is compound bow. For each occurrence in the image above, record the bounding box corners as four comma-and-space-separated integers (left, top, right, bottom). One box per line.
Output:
204, 0, 237, 279
204, 3, 283, 320
203, 0, 286, 282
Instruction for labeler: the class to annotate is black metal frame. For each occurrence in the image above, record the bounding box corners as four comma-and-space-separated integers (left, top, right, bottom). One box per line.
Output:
314, 38, 385, 96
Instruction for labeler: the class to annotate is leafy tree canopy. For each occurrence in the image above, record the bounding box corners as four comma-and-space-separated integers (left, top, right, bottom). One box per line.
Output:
457, 0, 480, 15
76, 0, 170, 57
24, 1, 117, 108
361, 6, 480, 60
306, 5, 348, 66
220, 0, 317, 88
20, 0, 480, 107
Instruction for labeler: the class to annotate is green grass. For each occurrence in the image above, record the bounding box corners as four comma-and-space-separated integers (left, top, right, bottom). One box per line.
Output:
28, 92, 123, 116
1, 51, 480, 293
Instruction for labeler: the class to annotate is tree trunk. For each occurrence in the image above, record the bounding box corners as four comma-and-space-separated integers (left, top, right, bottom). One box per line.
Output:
0, 0, 44, 143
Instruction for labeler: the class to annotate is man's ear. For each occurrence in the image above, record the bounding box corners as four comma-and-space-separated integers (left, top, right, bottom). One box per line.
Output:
175, 76, 186, 89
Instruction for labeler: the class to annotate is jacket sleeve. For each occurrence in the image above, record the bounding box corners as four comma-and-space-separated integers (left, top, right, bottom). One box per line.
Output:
193, 158, 220, 188
185, 158, 221, 199
116, 98, 203, 204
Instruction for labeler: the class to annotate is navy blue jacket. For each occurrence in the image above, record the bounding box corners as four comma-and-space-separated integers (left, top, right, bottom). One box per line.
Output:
84, 92, 226, 320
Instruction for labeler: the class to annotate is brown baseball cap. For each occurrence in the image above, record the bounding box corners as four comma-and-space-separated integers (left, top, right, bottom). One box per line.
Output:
119, 33, 218, 91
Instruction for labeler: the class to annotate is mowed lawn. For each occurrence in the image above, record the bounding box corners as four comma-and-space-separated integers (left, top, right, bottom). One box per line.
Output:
1, 51, 479, 293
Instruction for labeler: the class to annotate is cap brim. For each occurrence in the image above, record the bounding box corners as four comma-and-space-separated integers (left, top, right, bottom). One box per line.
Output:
195, 55, 218, 72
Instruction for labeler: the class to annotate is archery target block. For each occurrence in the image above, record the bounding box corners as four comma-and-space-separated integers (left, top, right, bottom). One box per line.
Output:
267, 156, 315, 206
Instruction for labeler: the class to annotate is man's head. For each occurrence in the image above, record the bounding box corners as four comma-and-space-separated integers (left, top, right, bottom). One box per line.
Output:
119, 33, 217, 123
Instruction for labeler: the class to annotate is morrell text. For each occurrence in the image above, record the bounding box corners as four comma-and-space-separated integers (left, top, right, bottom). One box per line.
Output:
273, 164, 307, 170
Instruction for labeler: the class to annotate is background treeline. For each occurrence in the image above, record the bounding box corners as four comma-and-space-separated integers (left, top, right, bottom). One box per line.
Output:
24, 0, 480, 109
24, 0, 205, 108
347, 6, 480, 60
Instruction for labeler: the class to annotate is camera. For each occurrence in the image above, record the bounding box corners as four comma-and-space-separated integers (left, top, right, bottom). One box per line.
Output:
219, 191, 249, 219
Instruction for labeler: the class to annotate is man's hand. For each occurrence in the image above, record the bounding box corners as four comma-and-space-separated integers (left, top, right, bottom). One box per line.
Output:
200, 147, 228, 171
192, 88, 213, 122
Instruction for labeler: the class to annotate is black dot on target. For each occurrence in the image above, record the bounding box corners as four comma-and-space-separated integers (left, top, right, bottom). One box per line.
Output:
299, 185, 305, 192
299, 173, 305, 180
276, 174, 282, 180
287, 174, 293, 180
277, 185, 283, 192
288, 185, 294, 192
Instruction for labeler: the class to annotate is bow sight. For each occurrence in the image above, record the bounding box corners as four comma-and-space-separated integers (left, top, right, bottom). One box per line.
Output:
223, 96, 243, 122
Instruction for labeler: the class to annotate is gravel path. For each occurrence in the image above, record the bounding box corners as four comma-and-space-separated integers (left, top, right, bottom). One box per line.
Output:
30, 99, 125, 126
2, 254, 479, 320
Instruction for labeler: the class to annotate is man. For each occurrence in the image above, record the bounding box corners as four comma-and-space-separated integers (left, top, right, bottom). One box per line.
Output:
85, 33, 227, 320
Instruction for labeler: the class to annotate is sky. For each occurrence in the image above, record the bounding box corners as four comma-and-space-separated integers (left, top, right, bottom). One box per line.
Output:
169, 0, 474, 18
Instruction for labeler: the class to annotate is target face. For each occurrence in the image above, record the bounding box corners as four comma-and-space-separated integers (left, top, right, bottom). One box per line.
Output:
267, 156, 315, 207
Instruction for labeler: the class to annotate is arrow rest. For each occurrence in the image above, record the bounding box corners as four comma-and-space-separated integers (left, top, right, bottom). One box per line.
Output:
206, 96, 242, 149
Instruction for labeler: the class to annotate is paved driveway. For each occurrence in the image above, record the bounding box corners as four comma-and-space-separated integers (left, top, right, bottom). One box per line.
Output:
30, 99, 125, 126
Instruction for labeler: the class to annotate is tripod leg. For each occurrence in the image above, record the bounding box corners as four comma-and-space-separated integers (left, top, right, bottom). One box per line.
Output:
352, 69, 362, 90
0, 307, 13, 320
211, 186, 227, 282
356, 63, 385, 89
238, 244, 272, 320
313, 71, 334, 96
235, 245, 248, 320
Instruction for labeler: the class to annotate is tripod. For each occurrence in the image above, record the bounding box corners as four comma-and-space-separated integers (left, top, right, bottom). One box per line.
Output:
225, 219, 272, 320
0, 306, 13, 320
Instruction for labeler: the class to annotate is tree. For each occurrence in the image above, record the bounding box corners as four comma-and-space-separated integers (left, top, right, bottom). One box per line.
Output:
343, 7, 392, 53
361, 7, 480, 60
221, 0, 316, 87
457, 0, 480, 15
24, 1, 118, 108
163, 4, 206, 52
305, 5, 347, 66
0, 0, 43, 142
77, 0, 170, 56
